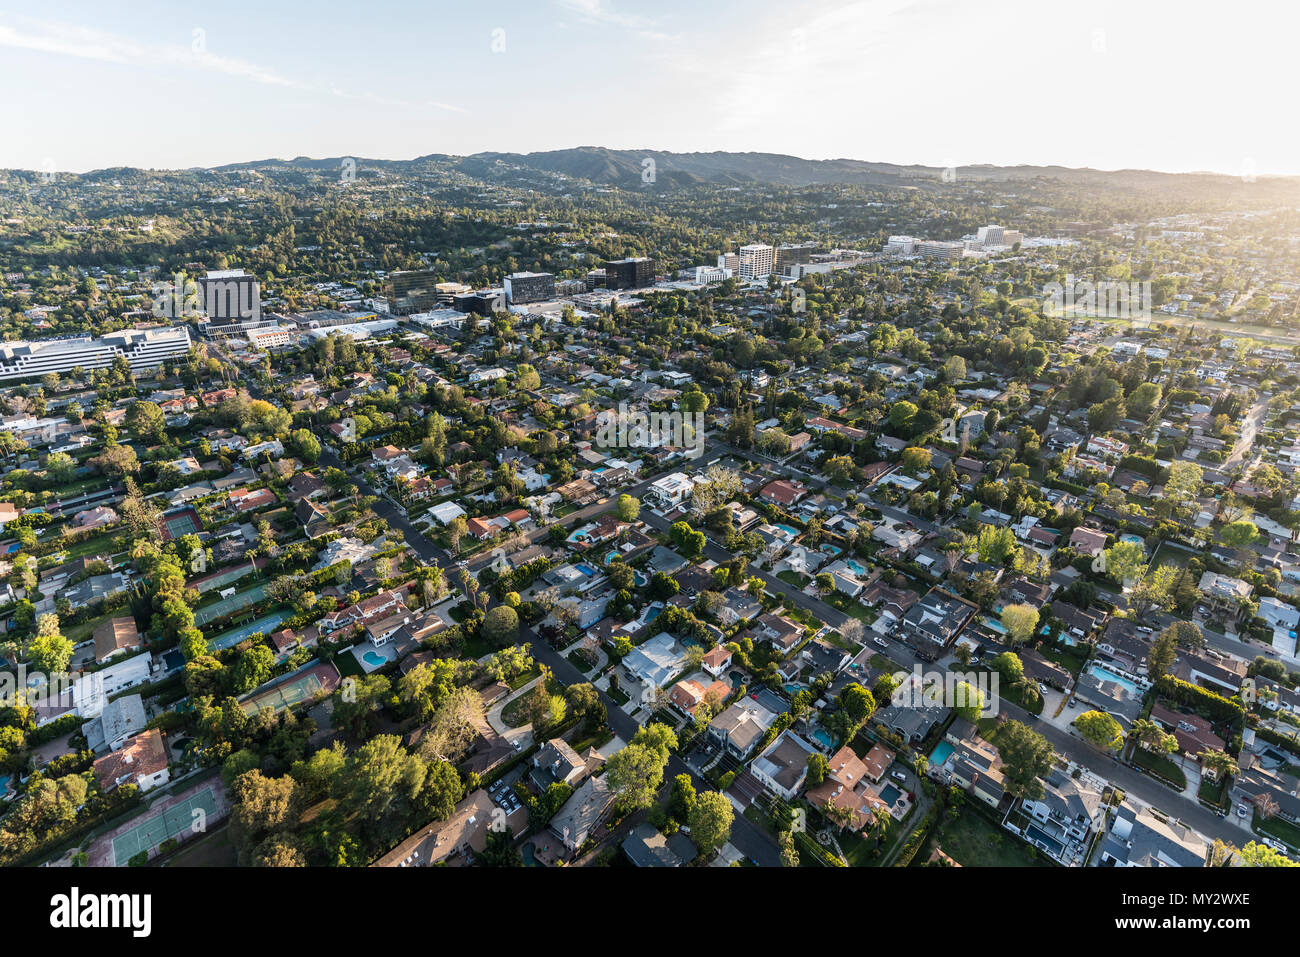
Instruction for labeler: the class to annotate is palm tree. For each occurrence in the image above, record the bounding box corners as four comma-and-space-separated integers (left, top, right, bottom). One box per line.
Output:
1130, 718, 1165, 753
1200, 749, 1238, 782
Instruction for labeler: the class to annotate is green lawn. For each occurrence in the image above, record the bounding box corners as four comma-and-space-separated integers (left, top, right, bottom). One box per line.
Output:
1254, 811, 1300, 850
931, 807, 1052, 867
1036, 643, 1089, 677
501, 679, 561, 728
1198, 776, 1229, 810
1131, 747, 1188, 789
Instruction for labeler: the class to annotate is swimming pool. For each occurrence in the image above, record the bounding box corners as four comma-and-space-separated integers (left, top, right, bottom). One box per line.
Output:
1087, 662, 1141, 695
644, 605, 662, 622
820, 544, 842, 557
983, 617, 1007, 634
1025, 823, 1064, 857
845, 558, 870, 576
930, 741, 954, 766
362, 651, 388, 668
774, 524, 801, 537
1120, 534, 1144, 545
810, 727, 833, 749
879, 784, 902, 805
574, 563, 598, 576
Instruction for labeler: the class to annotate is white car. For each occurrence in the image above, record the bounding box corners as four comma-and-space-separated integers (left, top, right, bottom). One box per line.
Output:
1236, 804, 1249, 819
891, 770, 907, 783
873, 637, 888, 648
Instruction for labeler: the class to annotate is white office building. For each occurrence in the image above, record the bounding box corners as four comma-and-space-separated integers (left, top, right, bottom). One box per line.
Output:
737, 244, 775, 280
0, 327, 192, 383
917, 240, 965, 260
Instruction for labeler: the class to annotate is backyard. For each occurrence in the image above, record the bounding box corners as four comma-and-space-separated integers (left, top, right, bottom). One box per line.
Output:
928, 807, 1052, 867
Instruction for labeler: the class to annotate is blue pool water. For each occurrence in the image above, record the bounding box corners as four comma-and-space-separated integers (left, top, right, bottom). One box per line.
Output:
983, 617, 1007, 634
633, 571, 648, 587
0, 774, 10, 797
1120, 534, 1144, 545
880, 784, 902, 804
575, 563, 598, 576
810, 727, 834, 749
644, 606, 662, 622
1088, 662, 1141, 695
845, 558, 870, 576
363, 651, 387, 668
930, 741, 954, 766
820, 544, 842, 557
604, 550, 621, 564
774, 524, 800, 537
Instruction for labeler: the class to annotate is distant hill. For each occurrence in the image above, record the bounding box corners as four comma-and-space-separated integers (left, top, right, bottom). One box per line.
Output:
21, 147, 1300, 199
453, 147, 1295, 193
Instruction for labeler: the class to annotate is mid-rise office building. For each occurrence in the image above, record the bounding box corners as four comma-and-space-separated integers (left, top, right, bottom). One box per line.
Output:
453, 290, 506, 316
737, 244, 774, 280
385, 270, 445, 316
886, 236, 918, 255
717, 252, 738, 273
917, 240, 965, 261
603, 257, 655, 291
774, 243, 816, 275
503, 271, 556, 304
694, 266, 729, 284
0, 327, 193, 382
196, 269, 260, 335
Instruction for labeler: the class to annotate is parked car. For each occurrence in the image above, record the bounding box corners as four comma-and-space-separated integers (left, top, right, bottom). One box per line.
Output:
891, 770, 907, 782
1236, 804, 1249, 819
873, 637, 888, 648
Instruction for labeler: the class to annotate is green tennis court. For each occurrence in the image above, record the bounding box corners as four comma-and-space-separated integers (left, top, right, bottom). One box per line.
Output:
161, 507, 202, 541
240, 666, 332, 715
194, 582, 269, 626
112, 787, 219, 864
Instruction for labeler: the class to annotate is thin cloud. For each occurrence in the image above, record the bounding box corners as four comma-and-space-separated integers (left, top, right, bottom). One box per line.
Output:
0, 17, 465, 112
555, 0, 670, 40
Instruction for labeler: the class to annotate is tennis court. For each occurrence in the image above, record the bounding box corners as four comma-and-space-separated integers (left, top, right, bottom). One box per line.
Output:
161, 506, 201, 541
206, 610, 286, 653
240, 662, 340, 715
111, 787, 219, 864
194, 582, 269, 626
194, 560, 262, 594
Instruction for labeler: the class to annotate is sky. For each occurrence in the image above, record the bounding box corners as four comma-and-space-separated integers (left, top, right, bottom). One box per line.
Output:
2, 0, 1298, 176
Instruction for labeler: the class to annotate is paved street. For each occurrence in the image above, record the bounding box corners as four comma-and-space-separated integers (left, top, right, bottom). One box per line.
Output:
314, 425, 1250, 859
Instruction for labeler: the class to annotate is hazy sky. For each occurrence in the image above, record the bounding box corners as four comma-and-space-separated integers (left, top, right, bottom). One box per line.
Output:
2, 0, 1297, 176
